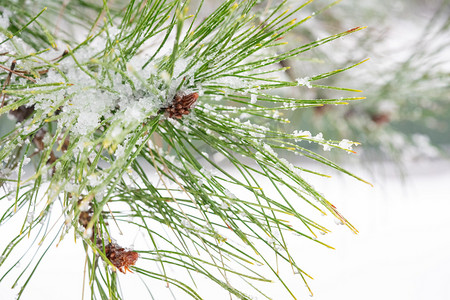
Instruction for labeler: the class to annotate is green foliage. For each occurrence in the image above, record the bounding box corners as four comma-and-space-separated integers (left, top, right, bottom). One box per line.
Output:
0, 0, 367, 298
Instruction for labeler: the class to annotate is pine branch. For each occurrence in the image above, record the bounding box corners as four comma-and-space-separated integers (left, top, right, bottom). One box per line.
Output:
0, 1, 368, 299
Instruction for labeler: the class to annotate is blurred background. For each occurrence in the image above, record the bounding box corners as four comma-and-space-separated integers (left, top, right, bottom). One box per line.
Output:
282, 0, 450, 164
189, 0, 450, 166
1, 0, 449, 299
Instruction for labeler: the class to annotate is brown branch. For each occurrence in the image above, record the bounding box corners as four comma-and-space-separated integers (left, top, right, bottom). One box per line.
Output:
1, 60, 16, 108
0, 62, 37, 83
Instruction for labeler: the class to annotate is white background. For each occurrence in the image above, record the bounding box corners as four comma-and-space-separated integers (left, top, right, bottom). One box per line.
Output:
1, 159, 449, 300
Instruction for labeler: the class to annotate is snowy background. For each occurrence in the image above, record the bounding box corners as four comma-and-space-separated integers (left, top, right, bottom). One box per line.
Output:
1, 0, 450, 299
1, 159, 450, 300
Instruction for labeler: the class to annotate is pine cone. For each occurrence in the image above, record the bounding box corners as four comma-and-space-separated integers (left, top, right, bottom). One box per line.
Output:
165, 92, 199, 119
101, 241, 139, 273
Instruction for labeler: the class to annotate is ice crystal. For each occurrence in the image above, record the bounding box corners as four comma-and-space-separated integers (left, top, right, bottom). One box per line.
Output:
0, 8, 11, 29
312, 133, 324, 142
220, 201, 229, 210
79, 200, 91, 212
296, 77, 312, 88
224, 189, 237, 199
338, 139, 354, 150
83, 227, 93, 238
322, 143, 332, 151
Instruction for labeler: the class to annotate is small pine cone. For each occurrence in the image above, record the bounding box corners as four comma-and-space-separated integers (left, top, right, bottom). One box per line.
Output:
78, 200, 93, 228
100, 241, 139, 273
164, 92, 199, 119
9, 104, 35, 122
78, 211, 91, 228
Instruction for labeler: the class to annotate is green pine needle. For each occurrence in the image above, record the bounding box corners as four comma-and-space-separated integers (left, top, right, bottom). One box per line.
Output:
0, 0, 368, 299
